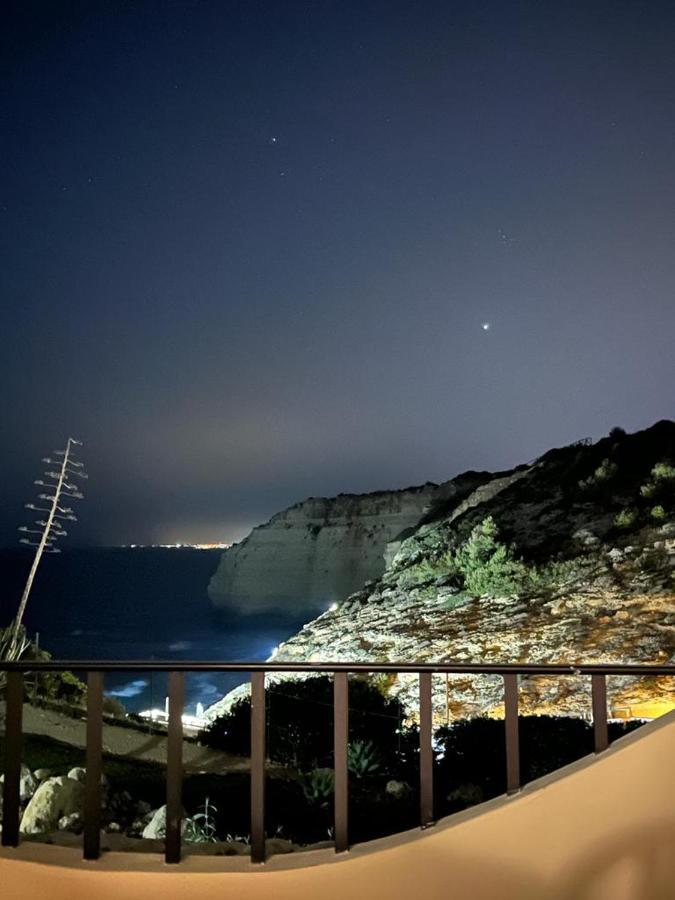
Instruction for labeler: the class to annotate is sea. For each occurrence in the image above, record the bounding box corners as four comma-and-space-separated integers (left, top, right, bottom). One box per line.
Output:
0, 547, 310, 716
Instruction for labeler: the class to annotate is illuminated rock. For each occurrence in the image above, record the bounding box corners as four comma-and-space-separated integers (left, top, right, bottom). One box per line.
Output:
208, 420, 675, 722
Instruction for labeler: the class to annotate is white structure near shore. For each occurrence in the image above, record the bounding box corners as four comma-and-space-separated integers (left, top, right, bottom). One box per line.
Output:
136, 698, 206, 731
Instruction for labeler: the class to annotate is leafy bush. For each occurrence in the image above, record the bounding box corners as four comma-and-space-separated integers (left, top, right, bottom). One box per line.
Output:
650, 505, 667, 521
652, 461, 675, 482
0, 626, 86, 703
0, 624, 29, 665
347, 739, 381, 778
614, 507, 638, 529
301, 769, 334, 807
184, 796, 218, 843
578, 457, 618, 492
640, 460, 675, 502
396, 554, 457, 590
454, 517, 532, 597
398, 517, 549, 599
435, 715, 643, 813
200, 676, 406, 771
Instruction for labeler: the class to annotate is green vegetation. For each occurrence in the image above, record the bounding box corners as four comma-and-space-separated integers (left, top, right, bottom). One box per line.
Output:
302, 769, 334, 807
199, 676, 406, 771
651, 461, 675, 482
611, 460, 675, 528
0, 625, 87, 703
454, 517, 532, 597
395, 516, 571, 599
614, 507, 638, 529
184, 797, 219, 843
578, 457, 618, 492
396, 556, 453, 590
5, 711, 644, 848
347, 739, 381, 778
638, 461, 675, 520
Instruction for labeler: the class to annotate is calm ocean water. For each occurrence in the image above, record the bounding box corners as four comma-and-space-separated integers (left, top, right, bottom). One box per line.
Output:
0, 548, 309, 714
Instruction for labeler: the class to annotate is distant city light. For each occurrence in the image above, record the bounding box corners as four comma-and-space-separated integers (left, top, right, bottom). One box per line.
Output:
125, 542, 231, 550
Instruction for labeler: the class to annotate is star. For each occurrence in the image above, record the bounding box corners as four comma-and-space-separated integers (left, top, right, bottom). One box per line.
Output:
482, 322, 491, 331
269, 136, 278, 144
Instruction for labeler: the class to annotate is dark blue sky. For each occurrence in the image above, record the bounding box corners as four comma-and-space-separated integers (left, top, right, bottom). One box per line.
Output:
2, 1, 674, 545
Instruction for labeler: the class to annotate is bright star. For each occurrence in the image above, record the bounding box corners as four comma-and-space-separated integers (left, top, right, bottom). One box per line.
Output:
482, 322, 491, 331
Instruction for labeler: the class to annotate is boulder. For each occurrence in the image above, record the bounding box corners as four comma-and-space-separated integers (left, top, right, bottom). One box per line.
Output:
20, 775, 85, 835
141, 804, 187, 840
67, 767, 87, 783
34, 769, 52, 782
385, 780, 412, 800
1, 765, 38, 803
57, 812, 83, 833
142, 805, 168, 839
21, 766, 39, 802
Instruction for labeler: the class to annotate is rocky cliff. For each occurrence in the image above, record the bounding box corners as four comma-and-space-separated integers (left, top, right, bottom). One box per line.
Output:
207, 421, 675, 722
208, 476, 494, 615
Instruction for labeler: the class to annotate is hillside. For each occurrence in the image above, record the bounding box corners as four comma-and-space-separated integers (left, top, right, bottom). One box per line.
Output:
207, 421, 675, 722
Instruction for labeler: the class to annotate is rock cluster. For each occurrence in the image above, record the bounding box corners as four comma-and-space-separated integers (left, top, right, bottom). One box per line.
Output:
0, 764, 152, 841
3, 766, 333, 856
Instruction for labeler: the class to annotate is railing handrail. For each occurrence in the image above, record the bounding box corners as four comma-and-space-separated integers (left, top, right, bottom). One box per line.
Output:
1, 660, 674, 674
2, 659, 674, 864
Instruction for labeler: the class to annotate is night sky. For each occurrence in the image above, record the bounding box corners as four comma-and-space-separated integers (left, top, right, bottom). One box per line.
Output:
2, 1, 674, 547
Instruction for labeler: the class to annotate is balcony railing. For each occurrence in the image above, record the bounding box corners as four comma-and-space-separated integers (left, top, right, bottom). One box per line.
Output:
1, 661, 674, 864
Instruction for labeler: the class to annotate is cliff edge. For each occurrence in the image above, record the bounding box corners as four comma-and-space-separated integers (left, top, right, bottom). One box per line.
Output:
207, 420, 675, 722
208, 476, 494, 615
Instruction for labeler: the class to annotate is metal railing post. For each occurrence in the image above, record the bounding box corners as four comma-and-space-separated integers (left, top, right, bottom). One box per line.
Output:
165, 671, 184, 864
1, 671, 23, 847
503, 673, 520, 794
83, 671, 103, 860
591, 674, 609, 753
419, 671, 434, 827
333, 671, 349, 852
250, 671, 266, 863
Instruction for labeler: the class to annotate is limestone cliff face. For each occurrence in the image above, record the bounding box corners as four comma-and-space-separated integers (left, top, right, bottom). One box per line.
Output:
208, 476, 491, 615
207, 420, 675, 723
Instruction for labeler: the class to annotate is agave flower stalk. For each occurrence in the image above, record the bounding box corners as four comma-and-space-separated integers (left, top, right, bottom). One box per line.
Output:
11, 437, 87, 649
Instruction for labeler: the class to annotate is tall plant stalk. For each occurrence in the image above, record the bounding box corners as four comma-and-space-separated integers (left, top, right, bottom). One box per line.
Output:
10, 437, 86, 652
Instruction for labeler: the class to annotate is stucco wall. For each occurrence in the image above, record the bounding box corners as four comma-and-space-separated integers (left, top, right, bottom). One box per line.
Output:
1, 711, 674, 900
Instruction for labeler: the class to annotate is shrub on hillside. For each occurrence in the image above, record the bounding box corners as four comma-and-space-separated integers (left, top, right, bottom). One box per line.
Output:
578, 457, 618, 492
454, 517, 533, 597
199, 676, 406, 771
396, 516, 554, 598
0, 626, 86, 704
639, 461, 674, 513
614, 507, 638, 529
